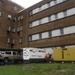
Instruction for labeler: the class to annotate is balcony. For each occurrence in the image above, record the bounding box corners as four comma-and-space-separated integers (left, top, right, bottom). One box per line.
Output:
7, 26, 11, 32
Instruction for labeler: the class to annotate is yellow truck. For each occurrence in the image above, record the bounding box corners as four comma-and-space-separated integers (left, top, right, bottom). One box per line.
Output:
53, 47, 75, 62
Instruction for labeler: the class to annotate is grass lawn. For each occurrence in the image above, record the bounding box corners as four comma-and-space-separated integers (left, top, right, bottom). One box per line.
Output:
0, 63, 75, 75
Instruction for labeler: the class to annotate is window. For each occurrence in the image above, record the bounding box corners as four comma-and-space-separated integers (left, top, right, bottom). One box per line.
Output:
67, 8, 75, 16
32, 8, 39, 14
29, 23, 32, 28
7, 38, 10, 44
30, 11, 32, 16
56, 0, 63, 4
63, 10, 67, 17
13, 52, 16, 55
39, 6, 41, 12
8, 15, 11, 19
54, 0, 57, 5
49, 0, 55, 7
41, 32, 49, 39
49, 31, 52, 38
51, 15, 56, 21
41, 17, 49, 24
38, 50, 42, 52
13, 17, 16, 22
14, 6, 17, 11
30, 50, 33, 52
17, 27, 20, 32
40, 4, 48, 11
20, 27, 23, 31
11, 39, 15, 44
60, 28, 64, 35
52, 29, 61, 37
63, 26, 75, 35
57, 12, 64, 19
0, 0, 3, 5
18, 15, 23, 21
12, 27, 15, 32
32, 34, 39, 41
1, 52, 4, 54
29, 7, 75, 28
29, 36, 32, 41
55, 14, 58, 20
32, 20, 40, 27
21, 15, 23, 20
29, 0, 67, 16
63, 0, 67, 1
7, 26, 11, 31
18, 16, 21, 21
48, 16, 51, 22
5, 52, 11, 55
39, 33, 42, 39
19, 37, 22, 43
0, 12, 1, 16
39, 19, 42, 24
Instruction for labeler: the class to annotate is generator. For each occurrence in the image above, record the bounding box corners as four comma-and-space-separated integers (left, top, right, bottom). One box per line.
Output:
53, 47, 75, 62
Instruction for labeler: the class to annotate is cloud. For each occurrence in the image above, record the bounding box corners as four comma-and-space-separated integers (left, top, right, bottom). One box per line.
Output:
11, 0, 42, 8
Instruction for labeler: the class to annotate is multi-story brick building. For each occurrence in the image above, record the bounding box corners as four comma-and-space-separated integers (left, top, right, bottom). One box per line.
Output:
0, 0, 75, 53
0, 0, 23, 48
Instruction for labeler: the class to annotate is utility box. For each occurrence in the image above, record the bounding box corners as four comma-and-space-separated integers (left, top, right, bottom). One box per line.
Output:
53, 48, 62, 61
53, 47, 75, 61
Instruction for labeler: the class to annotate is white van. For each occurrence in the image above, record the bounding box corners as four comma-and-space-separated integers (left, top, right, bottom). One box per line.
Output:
22, 48, 47, 63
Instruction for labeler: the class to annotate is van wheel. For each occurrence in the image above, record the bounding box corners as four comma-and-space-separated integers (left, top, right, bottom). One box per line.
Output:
4, 58, 9, 65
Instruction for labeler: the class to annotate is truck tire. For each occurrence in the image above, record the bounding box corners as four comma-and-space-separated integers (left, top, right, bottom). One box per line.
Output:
4, 58, 9, 65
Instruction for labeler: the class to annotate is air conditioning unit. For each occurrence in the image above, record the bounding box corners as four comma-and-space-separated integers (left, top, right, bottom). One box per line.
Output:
8, 15, 12, 20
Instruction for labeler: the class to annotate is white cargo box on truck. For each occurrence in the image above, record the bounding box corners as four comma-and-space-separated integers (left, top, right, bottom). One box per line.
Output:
22, 48, 47, 63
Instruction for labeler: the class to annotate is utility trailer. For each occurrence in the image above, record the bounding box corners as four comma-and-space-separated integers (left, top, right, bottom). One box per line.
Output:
22, 48, 49, 63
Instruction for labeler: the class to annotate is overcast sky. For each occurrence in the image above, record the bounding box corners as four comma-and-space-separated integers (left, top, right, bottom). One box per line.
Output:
11, 0, 42, 8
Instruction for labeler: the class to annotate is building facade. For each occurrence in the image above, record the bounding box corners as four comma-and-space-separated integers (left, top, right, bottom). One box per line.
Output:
0, 0, 23, 48
0, 0, 75, 53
